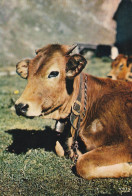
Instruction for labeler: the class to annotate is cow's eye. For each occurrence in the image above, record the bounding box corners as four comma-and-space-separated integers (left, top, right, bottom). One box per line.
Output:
48, 71, 59, 78
119, 64, 123, 70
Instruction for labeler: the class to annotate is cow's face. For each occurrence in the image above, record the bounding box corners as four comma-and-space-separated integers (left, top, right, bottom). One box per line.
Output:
107, 54, 128, 80
15, 44, 87, 119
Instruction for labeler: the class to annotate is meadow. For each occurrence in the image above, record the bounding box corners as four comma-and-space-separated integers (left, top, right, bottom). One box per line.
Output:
0, 56, 132, 196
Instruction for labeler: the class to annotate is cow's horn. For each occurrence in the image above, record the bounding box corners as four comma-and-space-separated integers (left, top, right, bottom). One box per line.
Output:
66, 44, 78, 55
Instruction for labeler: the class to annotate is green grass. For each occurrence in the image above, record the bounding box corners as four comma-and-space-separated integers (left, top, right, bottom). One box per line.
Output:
0, 57, 132, 196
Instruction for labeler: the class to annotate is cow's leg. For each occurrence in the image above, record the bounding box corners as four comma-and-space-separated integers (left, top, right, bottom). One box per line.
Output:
76, 144, 132, 179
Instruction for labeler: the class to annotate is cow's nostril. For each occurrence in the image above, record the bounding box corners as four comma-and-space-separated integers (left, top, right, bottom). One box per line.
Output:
107, 75, 112, 79
15, 103, 29, 116
21, 104, 29, 113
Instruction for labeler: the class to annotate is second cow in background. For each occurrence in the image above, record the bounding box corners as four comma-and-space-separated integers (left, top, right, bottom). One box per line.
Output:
107, 54, 132, 81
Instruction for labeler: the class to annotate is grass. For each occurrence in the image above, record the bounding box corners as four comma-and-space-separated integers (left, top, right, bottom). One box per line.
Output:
0, 57, 132, 196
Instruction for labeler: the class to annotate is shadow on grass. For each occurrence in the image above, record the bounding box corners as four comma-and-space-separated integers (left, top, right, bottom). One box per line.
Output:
6, 126, 58, 154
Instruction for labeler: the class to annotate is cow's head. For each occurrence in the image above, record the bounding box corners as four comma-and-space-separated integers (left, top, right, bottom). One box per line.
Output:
15, 44, 87, 120
107, 54, 129, 81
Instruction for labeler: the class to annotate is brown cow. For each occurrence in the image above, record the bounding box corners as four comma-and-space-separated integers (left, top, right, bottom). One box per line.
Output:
15, 44, 132, 180
107, 54, 132, 81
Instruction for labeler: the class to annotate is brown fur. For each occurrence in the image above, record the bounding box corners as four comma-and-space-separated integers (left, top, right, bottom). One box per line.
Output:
76, 75, 132, 179
15, 44, 132, 180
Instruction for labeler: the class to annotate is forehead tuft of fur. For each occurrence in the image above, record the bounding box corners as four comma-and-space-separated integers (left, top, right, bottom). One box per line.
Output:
28, 44, 70, 76
35, 44, 69, 56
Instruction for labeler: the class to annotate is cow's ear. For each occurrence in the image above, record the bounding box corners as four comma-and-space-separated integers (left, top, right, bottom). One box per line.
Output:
66, 54, 87, 79
127, 56, 132, 67
16, 59, 30, 79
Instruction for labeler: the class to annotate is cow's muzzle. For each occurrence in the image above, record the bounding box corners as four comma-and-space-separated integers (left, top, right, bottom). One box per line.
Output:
15, 103, 29, 116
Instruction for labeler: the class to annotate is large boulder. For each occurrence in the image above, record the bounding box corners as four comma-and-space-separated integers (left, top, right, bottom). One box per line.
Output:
0, 0, 120, 65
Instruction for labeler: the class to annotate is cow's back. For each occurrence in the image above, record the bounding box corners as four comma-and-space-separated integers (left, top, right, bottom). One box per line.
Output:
80, 74, 132, 149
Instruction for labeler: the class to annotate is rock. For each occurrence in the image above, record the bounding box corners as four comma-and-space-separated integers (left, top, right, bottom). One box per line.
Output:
0, 0, 120, 65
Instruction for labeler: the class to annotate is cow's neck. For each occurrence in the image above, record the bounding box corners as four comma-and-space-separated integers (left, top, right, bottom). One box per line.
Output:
58, 74, 81, 119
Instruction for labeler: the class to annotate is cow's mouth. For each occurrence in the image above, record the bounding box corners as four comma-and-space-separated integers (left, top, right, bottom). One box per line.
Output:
15, 101, 62, 119
24, 115, 35, 119
41, 105, 62, 116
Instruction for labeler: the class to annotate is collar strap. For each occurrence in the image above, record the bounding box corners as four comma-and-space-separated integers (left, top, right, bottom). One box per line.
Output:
70, 73, 83, 130
70, 73, 83, 163
70, 73, 88, 163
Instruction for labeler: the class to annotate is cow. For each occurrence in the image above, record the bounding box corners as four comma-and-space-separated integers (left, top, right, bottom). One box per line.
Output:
15, 44, 132, 180
107, 54, 132, 81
